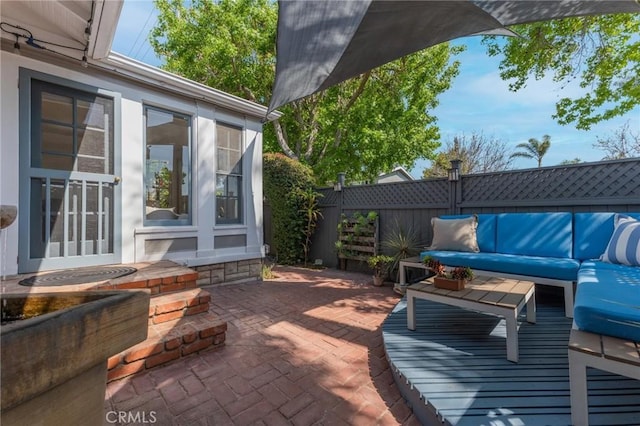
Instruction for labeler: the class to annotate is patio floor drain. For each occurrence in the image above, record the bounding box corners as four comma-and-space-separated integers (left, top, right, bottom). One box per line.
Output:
19, 266, 137, 286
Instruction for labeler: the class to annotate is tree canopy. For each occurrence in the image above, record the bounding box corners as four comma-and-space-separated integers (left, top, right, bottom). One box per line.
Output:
483, 14, 640, 130
150, 0, 461, 184
593, 120, 640, 160
511, 135, 552, 168
422, 132, 514, 178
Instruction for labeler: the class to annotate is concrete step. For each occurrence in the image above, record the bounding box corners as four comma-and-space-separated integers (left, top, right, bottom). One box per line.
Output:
107, 312, 227, 382
148, 288, 211, 325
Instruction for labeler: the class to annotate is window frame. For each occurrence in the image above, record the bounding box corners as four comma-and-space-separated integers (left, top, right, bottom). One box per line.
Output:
215, 122, 245, 225
143, 104, 193, 227
31, 80, 115, 174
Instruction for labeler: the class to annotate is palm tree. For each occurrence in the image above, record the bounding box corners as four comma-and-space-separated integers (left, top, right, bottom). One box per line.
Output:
511, 135, 551, 167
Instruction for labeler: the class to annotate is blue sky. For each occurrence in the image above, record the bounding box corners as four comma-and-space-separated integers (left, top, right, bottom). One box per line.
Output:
112, 0, 640, 177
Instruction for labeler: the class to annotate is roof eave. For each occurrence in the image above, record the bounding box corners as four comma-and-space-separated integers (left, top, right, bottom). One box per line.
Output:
89, 0, 124, 60
99, 52, 282, 121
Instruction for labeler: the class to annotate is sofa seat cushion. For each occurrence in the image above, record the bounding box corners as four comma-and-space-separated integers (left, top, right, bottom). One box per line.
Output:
574, 261, 640, 341
420, 250, 580, 281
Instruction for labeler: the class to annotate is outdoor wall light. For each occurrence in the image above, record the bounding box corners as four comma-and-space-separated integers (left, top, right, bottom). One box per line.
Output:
334, 172, 346, 191
448, 159, 461, 182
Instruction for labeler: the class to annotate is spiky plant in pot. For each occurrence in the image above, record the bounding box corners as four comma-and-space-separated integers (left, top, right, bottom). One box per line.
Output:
382, 218, 421, 282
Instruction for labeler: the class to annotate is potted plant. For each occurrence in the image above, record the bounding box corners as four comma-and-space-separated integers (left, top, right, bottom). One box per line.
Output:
423, 257, 473, 290
423, 256, 445, 276
382, 219, 420, 282
368, 255, 394, 286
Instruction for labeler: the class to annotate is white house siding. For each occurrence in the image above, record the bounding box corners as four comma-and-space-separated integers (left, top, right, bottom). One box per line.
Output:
0, 49, 266, 278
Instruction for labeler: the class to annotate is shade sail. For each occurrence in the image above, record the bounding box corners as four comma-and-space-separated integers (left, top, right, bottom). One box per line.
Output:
268, 0, 640, 114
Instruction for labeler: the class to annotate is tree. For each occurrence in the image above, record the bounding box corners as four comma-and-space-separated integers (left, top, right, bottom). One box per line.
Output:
511, 135, 551, 168
593, 120, 640, 160
559, 158, 583, 165
153, 166, 173, 207
151, 0, 460, 184
422, 132, 514, 178
483, 14, 640, 130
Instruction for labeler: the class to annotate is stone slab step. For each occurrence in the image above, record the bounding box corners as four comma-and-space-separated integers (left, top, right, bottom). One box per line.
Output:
148, 288, 211, 324
107, 312, 227, 382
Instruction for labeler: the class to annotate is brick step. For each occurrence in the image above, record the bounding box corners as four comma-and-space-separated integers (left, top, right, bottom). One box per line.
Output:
107, 312, 227, 382
96, 263, 199, 295
148, 288, 211, 325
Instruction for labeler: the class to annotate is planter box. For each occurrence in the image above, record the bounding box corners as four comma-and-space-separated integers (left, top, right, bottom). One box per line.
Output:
1, 291, 149, 426
433, 276, 465, 291
337, 216, 379, 267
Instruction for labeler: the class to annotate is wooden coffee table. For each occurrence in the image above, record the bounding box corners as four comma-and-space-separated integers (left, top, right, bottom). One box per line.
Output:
406, 275, 536, 362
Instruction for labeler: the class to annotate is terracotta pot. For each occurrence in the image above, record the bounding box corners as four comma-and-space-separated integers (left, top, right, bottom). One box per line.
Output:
372, 275, 384, 287
433, 276, 465, 291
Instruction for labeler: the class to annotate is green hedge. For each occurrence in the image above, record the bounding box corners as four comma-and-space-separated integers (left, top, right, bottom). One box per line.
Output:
263, 153, 316, 264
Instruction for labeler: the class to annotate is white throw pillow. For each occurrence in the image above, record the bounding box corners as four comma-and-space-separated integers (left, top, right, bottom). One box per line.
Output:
429, 216, 479, 252
600, 214, 640, 266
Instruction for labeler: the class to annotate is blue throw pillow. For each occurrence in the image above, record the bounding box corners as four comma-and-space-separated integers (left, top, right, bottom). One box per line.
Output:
600, 214, 640, 266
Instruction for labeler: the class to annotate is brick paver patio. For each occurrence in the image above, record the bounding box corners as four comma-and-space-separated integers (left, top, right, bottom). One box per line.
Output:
105, 266, 419, 425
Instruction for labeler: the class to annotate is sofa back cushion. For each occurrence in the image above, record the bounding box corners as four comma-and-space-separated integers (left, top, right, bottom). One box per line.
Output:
440, 214, 497, 252
496, 212, 573, 258
573, 212, 640, 261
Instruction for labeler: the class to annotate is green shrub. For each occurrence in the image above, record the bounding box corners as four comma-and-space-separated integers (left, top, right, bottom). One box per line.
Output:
263, 153, 316, 264
297, 187, 323, 266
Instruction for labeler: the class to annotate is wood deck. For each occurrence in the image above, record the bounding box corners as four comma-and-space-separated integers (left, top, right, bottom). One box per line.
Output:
382, 287, 640, 425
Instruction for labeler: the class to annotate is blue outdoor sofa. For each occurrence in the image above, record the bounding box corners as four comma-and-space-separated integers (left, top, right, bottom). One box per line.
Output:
420, 212, 640, 342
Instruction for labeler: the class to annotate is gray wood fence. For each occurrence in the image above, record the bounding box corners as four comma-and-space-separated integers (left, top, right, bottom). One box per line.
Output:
264, 158, 640, 269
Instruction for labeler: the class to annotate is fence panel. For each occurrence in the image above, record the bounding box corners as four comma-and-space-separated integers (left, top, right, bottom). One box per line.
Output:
264, 158, 640, 270
461, 158, 640, 209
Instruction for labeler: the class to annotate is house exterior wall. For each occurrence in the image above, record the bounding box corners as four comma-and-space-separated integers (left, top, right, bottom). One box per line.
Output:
375, 166, 414, 184
376, 171, 411, 184
0, 49, 265, 278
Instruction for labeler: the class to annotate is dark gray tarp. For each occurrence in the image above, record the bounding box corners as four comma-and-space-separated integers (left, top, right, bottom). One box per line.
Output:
268, 0, 640, 114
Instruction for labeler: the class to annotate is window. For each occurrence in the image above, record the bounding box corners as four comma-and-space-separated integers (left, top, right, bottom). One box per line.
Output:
32, 81, 114, 174
144, 106, 191, 224
216, 123, 243, 224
